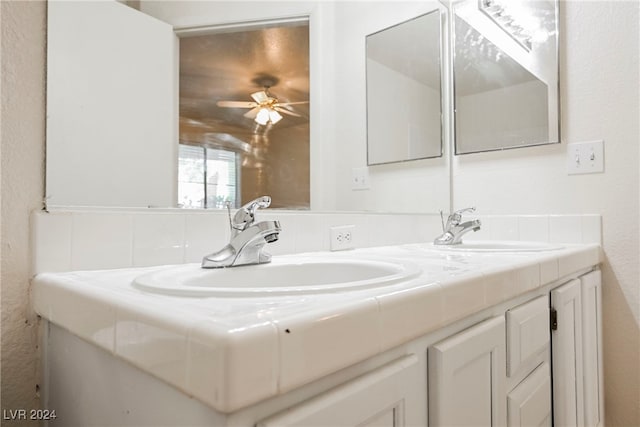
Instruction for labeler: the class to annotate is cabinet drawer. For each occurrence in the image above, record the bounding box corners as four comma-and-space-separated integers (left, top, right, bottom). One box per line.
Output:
506, 296, 549, 377
507, 362, 552, 427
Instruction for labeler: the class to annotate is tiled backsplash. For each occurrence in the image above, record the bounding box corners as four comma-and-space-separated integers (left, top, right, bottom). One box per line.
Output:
463, 214, 602, 245
31, 209, 602, 275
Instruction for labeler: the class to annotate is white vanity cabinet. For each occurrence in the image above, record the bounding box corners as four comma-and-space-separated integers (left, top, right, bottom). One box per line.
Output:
36, 252, 603, 427
427, 268, 605, 427
551, 270, 604, 427
257, 268, 601, 427
261, 269, 601, 427
426, 296, 553, 427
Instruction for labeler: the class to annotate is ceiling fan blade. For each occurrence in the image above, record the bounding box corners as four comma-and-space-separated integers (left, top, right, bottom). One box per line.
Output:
277, 101, 309, 106
251, 91, 269, 103
217, 100, 257, 108
274, 106, 303, 118
244, 107, 261, 119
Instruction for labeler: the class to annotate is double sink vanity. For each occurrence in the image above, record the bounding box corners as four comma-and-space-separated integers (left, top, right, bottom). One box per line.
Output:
36, 1, 602, 425
32, 204, 603, 427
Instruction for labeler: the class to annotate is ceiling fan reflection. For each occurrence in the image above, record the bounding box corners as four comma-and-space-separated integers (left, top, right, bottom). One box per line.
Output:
217, 87, 309, 126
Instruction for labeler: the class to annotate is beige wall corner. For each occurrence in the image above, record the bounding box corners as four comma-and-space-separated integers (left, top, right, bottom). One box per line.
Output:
1, 0, 46, 421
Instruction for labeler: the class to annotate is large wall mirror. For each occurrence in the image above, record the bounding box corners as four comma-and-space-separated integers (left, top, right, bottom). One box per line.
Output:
452, 0, 559, 154
366, 10, 443, 165
45, 0, 558, 212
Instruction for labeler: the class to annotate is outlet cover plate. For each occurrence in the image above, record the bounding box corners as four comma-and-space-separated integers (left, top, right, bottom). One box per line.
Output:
330, 225, 355, 251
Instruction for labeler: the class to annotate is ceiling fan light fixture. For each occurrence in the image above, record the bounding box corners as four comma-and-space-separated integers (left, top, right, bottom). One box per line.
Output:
218, 82, 308, 126
269, 109, 283, 124
255, 107, 271, 125
254, 106, 283, 126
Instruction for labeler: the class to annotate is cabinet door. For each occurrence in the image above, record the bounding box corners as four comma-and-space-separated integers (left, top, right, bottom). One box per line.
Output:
581, 270, 604, 427
550, 279, 584, 427
257, 355, 420, 427
429, 316, 506, 427
507, 362, 552, 427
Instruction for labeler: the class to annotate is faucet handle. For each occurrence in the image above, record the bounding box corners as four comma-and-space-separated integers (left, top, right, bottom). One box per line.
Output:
448, 207, 476, 226
232, 196, 272, 231
452, 207, 476, 215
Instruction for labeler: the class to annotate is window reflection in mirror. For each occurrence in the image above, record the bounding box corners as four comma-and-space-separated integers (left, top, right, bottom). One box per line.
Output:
178, 20, 310, 209
453, 0, 559, 154
178, 145, 239, 209
366, 10, 443, 165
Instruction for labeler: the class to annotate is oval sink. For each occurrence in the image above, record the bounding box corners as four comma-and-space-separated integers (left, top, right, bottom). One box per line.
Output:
133, 256, 421, 297
432, 241, 564, 253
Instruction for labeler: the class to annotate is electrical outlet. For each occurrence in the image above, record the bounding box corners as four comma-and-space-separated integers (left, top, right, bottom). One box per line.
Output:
352, 167, 370, 190
567, 140, 604, 175
330, 225, 355, 251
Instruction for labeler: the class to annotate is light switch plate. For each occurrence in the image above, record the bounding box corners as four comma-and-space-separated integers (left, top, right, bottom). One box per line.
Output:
567, 140, 604, 175
352, 167, 370, 190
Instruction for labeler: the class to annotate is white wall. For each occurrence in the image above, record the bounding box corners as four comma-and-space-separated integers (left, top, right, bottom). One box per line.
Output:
0, 1, 46, 423
452, 2, 639, 424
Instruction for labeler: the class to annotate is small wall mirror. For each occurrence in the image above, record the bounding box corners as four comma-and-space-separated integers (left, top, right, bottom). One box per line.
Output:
452, 0, 559, 154
366, 10, 443, 165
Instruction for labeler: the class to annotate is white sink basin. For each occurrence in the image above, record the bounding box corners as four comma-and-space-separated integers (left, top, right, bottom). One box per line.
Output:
432, 241, 564, 253
133, 256, 421, 297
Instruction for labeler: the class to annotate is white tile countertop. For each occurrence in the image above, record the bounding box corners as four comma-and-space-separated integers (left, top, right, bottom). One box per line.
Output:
31, 242, 601, 413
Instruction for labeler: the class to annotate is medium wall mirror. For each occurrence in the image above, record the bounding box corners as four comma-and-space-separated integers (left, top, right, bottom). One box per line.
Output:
452, 0, 559, 154
366, 10, 443, 165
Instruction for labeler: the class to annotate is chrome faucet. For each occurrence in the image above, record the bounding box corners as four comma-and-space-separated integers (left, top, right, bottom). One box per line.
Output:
202, 196, 281, 268
434, 207, 482, 245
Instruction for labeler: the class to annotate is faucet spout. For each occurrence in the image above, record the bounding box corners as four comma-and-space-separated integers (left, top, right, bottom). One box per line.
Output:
202, 197, 281, 268
202, 220, 281, 268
